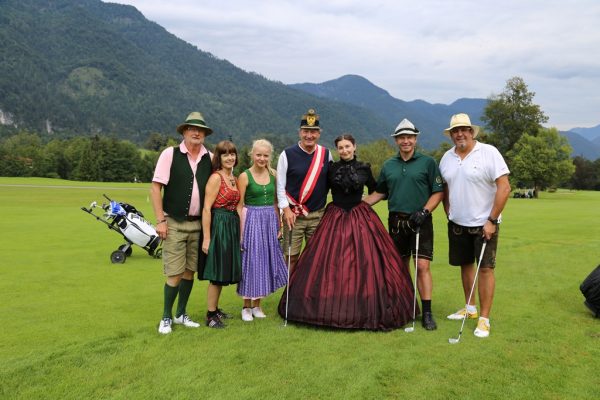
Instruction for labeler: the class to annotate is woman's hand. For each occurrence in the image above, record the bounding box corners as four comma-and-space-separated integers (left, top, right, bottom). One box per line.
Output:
202, 238, 210, 255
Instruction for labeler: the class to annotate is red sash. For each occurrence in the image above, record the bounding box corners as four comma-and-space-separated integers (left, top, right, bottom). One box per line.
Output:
286, 145, 326, 216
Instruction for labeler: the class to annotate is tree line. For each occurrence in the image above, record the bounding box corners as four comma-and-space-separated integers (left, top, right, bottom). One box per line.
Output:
1, 77, 599, 191
0, 129, 398, 184
2, 128, 597, 191
0, 132, 161, 182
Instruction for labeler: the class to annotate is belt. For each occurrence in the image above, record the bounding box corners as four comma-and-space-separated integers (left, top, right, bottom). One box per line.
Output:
389, 211, 410, 219
185, 215, 201, 221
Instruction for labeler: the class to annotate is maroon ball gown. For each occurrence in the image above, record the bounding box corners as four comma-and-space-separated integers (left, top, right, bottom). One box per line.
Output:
278, 158, 417, 331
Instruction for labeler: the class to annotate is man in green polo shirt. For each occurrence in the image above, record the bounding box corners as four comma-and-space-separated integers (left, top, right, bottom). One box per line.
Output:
364, 118, 443, 330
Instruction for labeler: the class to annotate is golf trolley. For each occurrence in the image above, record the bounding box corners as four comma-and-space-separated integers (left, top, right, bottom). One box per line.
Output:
81, 194, 162, 264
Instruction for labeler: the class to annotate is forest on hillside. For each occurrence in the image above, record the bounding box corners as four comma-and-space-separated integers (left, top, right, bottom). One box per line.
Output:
0, 0, 391, 146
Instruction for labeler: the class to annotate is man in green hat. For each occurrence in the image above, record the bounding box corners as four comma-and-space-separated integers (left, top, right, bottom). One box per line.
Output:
150, 111, 213, 334
364, 118, 443, 330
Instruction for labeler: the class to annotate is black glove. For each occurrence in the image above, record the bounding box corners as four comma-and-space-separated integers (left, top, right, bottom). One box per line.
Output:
409, 208, 430, 228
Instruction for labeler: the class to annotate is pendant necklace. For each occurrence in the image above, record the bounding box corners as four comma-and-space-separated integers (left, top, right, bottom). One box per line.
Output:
225, 170, 235, 187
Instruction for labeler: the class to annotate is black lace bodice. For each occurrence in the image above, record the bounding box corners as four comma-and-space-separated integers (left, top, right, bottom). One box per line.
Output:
328, 158, 376, 211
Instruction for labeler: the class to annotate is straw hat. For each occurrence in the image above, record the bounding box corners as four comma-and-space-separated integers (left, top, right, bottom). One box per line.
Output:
176, 112, 213, 135
443, 113, 479, 138
391, 118, 420, 137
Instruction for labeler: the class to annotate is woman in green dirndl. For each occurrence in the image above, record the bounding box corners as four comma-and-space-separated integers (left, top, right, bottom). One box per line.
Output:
201, 140, 242, 328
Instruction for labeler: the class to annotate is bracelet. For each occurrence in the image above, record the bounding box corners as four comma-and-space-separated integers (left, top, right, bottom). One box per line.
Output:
157, 219, 167, 225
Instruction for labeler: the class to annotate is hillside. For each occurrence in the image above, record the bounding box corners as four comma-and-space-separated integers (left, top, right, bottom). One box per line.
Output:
291, 75, 488, 149
291, 75, 600, 158
0, 0, 390, 145
561, 131, 600, 159
571, 124, 600, 140
2, 0, 599, 158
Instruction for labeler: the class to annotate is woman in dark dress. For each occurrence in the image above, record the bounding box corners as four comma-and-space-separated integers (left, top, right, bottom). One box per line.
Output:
200, 140, 241, 329
278, 134, 416, 331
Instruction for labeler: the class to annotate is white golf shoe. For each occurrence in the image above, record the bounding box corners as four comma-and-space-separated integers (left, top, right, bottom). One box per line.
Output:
241, 307, 254, 322
158, 317, 173, 334
252, 307, 267, 318
173, 314, 200, 328
447, 308, 479, 320
474, 318, 491, 338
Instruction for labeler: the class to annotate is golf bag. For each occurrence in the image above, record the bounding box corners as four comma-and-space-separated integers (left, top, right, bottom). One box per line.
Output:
81, 194, 162, 264
580, 265, 600, 318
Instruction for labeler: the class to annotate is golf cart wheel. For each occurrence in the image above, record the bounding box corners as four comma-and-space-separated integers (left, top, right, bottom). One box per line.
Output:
118, 244, 133, 257
153, 248, 163, 259
110, 250, 126, 264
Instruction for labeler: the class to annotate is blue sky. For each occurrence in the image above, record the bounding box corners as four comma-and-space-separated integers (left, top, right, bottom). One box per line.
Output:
113, 0, 600, 130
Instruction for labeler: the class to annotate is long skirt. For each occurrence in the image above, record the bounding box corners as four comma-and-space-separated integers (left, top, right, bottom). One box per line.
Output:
199, 208, 241, 285
278, 202, 416, 331
237, 205, 288, 299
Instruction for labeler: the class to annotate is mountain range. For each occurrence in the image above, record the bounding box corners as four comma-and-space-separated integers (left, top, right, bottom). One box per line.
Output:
292, 75, 600, 159
291, 75, 487, 150
0, 0, 599, 159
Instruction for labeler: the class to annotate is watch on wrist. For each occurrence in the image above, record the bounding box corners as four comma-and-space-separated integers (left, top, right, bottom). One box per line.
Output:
487, 216, 499, 225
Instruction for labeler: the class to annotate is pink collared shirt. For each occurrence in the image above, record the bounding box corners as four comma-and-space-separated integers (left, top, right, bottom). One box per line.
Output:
152, 141, 211, 216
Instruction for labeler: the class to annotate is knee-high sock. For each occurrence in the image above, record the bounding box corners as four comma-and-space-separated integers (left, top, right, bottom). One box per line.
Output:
163, 283, 179, 319
175, 279, 194, 318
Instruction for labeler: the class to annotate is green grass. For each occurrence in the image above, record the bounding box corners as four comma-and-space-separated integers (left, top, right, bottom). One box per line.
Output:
1, 178, 599, 399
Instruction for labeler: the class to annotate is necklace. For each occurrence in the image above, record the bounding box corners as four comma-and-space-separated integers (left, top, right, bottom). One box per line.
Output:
222, 170, 235, 187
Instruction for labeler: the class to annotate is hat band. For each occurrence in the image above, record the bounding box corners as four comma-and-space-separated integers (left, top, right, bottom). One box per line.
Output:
450, 124, 471, 129
185, 119, 206, 126
395, 127, 419, 134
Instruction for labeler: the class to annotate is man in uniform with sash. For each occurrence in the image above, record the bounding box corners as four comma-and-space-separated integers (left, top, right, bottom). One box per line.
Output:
277, 108, 332, 271
151, 112, 213, 334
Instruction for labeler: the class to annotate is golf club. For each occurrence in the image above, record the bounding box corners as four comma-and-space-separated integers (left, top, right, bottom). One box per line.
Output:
405, 227, 420, 333
448, 240, 487, 344
284, 228, 292, 327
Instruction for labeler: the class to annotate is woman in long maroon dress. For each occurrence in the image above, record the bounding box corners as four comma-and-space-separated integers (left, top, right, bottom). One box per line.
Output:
278, 134, 416, 331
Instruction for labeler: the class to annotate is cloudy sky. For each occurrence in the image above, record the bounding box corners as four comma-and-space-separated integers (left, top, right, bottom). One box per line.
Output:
113, 0, 600, 130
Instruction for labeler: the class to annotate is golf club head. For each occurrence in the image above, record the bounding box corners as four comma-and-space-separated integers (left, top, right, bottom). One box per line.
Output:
404, 327, 415, 333
448, 338, 460, 344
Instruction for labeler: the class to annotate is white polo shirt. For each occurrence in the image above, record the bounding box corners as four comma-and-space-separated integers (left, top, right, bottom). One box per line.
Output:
439, 141, 510, 227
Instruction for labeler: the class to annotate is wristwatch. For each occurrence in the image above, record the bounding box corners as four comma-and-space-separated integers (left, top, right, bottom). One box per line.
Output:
487, 216, 499, 225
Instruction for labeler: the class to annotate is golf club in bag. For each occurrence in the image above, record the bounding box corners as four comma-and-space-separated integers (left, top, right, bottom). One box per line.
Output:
449, 240, 487, 344
405, 228, 420, 333
284, 229, 293, 327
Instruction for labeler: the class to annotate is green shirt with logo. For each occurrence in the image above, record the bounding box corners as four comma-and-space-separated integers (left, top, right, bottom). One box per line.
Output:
376, 151, 443, 213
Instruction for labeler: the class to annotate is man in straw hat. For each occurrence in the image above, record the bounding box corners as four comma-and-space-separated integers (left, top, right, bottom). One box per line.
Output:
151, 112, 213, 334
439, 113, 511, 338
364, 118, 443, 330
276, 108, 332, 271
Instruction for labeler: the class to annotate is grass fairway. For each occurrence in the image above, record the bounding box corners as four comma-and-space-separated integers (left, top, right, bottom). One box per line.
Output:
1, 177, 598, 399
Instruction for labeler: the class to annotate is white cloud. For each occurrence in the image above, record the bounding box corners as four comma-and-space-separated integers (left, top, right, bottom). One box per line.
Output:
111, 0, 600, 129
